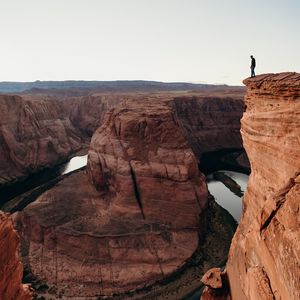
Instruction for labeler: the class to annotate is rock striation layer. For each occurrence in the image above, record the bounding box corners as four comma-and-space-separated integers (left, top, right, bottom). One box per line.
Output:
172, 97, 244, 156
0, 95, 84, 185
226, 73, 300, 299
0, 211, 32, 300
15, 98, 208, 297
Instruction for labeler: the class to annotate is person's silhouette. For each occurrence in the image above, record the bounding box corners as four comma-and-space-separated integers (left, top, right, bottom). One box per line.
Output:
250, 55, 256, 77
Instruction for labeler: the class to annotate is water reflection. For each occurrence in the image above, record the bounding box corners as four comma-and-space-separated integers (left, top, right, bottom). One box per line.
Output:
207, 170, 249, 222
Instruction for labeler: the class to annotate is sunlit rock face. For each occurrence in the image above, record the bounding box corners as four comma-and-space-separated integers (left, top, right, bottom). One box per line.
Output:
0, 95, 83, 185
226, 73, 300, 300
0, 211, 32, 300
16, 98, 208, 297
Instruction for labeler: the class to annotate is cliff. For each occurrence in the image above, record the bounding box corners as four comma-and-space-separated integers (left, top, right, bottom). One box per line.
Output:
172, 97, 244, 156
0, 212, 32, 300
225, 73, 300, 299
0, 95, 84, 186
0, 94, 123, 188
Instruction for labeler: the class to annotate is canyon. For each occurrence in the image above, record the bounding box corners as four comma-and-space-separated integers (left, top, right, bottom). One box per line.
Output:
0, 88, 244, 299
1, 73, 299, 299
11, 94, 243, 298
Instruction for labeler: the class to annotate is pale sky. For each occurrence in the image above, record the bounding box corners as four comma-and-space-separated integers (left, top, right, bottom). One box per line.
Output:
0, 0, 299, 85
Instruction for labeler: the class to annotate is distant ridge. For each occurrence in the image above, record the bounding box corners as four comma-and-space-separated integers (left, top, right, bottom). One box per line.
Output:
0, 80, 237, 93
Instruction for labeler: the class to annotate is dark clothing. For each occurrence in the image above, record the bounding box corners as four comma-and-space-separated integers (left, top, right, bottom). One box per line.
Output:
250, 57, 256, 77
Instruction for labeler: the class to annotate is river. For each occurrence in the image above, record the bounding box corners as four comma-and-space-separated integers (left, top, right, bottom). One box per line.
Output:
185, 170, 249, 300
207, 170, 248, 222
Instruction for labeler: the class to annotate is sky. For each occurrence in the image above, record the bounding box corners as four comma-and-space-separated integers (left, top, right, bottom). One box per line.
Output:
0, 0, 299, 85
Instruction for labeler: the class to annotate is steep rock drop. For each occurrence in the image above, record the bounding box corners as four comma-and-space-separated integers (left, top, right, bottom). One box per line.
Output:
0, 95, 83, 185
202, 72, 300, 300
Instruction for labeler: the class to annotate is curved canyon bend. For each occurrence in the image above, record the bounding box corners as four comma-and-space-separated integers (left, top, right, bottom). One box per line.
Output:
1, 73, 299, 300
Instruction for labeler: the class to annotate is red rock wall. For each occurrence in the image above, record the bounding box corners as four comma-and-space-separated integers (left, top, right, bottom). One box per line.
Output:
0, 95, 84, 185
227, 73, 300, 299
0, 211, 32, 300
172, 97, 244, 156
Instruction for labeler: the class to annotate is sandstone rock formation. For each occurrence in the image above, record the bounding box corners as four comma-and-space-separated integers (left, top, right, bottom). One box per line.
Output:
0, 211, 32, 300
15, 98, 208, 297
226, 73, 300, 299
0, 95, 84, 185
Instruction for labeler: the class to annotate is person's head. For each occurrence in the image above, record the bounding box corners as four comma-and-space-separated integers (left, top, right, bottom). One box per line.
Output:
250, 55, 253, 58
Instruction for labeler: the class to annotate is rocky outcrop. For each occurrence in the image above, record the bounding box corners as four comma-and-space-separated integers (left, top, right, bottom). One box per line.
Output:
226, 73, 300, 299
15, 98, 208, 297
0, 211, 32, 300
0, 95, 84, 185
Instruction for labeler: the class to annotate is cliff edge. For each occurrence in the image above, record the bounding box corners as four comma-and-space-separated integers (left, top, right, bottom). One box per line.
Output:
225, 73, 300, 300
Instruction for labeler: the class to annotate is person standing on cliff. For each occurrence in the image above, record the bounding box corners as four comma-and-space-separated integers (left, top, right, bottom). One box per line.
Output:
250, 55, 256, 77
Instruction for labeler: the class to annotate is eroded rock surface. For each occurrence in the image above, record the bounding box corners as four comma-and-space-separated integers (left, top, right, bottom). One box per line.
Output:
15, 98, 208, 297
172, 97, 244, 156
226, 73, 300, 299
0, 95, 84, 185
0, 211, 32, 300
200, 268, 231, 300
63, 95, 123, 137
